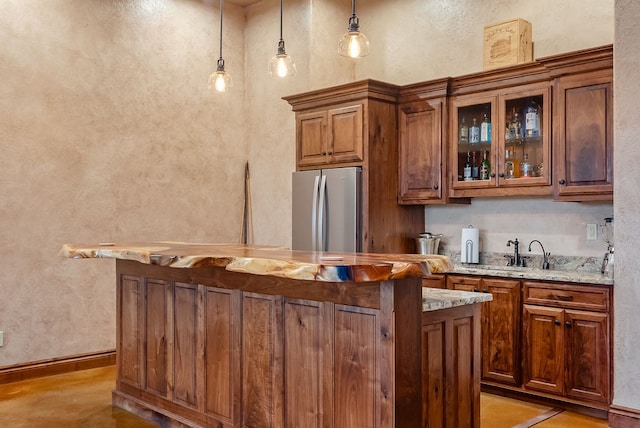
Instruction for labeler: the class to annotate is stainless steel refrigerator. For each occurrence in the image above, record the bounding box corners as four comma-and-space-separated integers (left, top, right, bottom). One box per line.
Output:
292, 167, 362, 252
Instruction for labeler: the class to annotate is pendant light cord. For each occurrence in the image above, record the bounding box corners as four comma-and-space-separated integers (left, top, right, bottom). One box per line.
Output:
219, 0, 224, 61
278, 0, 282, 41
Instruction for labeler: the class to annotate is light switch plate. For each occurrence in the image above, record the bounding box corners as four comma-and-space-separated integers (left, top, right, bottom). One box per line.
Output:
587, 224, 598, 241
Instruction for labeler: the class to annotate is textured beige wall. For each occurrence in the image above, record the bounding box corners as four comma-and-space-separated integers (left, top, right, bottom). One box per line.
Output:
0, 0, 619, 374
613, 0, 640, 410
0, 0, 247, 366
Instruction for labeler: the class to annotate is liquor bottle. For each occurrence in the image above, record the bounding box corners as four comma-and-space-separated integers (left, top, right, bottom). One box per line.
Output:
471, 151, 479, 179
520, 153, 533, 177
469, 118, 480, 144
480, 150, 491, 180
508, 109, 523, 140
459, 116, 469, 143
463, 151, 472, 181
509, 144, 520, 178
525, 100, 540, 137
480, 111, 492, 143
504, 146, 514, 179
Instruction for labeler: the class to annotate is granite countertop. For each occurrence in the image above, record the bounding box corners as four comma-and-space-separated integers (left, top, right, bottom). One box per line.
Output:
422, 287, 493, 312
60, 242, 453, 283
449, 264, 613, 286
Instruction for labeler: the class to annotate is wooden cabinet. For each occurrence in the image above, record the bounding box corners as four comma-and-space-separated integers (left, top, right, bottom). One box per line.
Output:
553, 68, 613, 201
448, 82, 552, 198
522, 281, 611, 405
422, 273, 446, 289
398, 79, 456, 204
297, 104, 364, 167
422, 303, 482, 427
447, 275, 521, 386
285, 80, 425, 254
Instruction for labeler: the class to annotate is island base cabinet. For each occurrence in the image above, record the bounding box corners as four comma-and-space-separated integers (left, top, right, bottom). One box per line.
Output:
113, 260, 429, 428
422, 303, 482, 428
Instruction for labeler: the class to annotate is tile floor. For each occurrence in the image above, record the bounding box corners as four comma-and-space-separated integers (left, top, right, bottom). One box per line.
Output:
0, 365, 609, 427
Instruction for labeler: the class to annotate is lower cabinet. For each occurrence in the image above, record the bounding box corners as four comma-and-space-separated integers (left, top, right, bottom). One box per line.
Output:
446, 274, 612, 412
522, 281, 611, 405
447, 275, 521, 386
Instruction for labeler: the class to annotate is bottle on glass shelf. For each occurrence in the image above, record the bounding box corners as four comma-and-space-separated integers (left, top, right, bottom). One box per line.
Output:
463, 151, 472, 181
459, 116, 469, 143
509, 109, 523, 140
525, 100, 540, 137
505, 144, 520, 178
480, 111, 492, 143
480, 150, 491, 180
471, 151, 479, 179
520, 153, 533, 177
469, 118, 480, 144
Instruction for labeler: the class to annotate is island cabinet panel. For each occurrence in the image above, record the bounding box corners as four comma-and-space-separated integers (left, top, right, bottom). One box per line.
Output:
173, 283, 199, 409
204, 287, 241, 424
118, 275, 144, 388
144, 279, 171, 398
242, 292, 284, 428
334, 305, 379, 428
283, 299, 328, 428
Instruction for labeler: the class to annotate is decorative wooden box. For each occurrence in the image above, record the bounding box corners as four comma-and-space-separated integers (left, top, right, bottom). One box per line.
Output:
483, 18, 533, 70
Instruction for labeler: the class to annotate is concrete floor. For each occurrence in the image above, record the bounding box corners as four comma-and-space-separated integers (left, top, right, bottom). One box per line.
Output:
0, 366, 609, 427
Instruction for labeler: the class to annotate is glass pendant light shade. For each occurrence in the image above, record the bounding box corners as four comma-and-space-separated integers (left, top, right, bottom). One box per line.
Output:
269, 0, 296, 78
269, 40, 296, 77
208, 58, 232, 92
209, 0, 232, 92
338, 0, 369, 58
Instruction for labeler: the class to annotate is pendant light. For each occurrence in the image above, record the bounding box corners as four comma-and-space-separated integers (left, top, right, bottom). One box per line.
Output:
338, 0, 369, 58
208, 0, 232, 92
268, 0, 296, 78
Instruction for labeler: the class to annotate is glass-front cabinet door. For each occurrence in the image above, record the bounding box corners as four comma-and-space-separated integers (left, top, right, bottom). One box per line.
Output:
450, 84, 551, 197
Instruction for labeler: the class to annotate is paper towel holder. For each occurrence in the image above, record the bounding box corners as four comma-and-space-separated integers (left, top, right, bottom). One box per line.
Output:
461, 225, 480, 264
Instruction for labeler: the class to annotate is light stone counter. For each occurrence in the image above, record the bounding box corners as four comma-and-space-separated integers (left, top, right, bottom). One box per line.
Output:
449, 264, 613, 286
422, 287, 493, 311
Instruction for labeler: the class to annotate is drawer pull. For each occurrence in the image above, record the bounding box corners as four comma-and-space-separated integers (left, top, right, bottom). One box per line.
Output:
473, 288, 479, 292
554, 294, 573, 301
554, 320, 561, 326
565, 321, 572, 328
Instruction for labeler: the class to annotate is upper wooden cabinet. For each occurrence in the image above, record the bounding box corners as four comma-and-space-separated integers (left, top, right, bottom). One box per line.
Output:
296, 104, 364, 167
397, 79, 452, 204
448, 82, 553, 198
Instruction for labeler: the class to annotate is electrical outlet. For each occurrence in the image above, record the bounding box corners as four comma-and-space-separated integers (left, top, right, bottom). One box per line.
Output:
0, 331, 3, 347
586, 224, 598, 241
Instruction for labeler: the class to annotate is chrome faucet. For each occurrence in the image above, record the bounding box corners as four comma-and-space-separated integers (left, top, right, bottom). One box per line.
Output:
528, 239, 550, 269
506, 238, 522, 266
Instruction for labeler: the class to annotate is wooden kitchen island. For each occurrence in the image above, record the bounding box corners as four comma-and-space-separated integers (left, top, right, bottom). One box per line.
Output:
61, 242, 490, 427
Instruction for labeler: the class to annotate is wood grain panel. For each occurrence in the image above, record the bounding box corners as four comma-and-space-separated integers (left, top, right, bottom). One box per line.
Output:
329, 104, 364, 163
422, 321, 446, 428
242, 292, 283, 428
565, 309, 610, 403
119, 275, 143, 388
204, 287, 240, 423
334, 305, 377, 428
523, 304, 564, 395
451, 315, 474, 427
173, 283, 197, 408
145, 279, 170, 397
283, 299, 325, 428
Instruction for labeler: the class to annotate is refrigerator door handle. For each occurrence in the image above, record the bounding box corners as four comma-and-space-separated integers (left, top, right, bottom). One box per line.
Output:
317, 174, 327, 251
311, 175, 320, 252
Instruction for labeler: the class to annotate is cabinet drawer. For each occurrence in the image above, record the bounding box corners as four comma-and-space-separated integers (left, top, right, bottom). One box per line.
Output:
523, 281, 610, 311
422, 274, 446, 289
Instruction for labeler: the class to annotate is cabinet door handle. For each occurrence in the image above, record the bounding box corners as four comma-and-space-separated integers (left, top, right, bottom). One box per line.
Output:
499, 173, 505, 178
491, 173, 496, 178
559, 179, 566, 185
327, 151, 333, 155
473, 288, 479, 292
482, 288, 488, 293
433, 184, 439, 190
565, 321, 572, 328
554, 320, 561, 326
